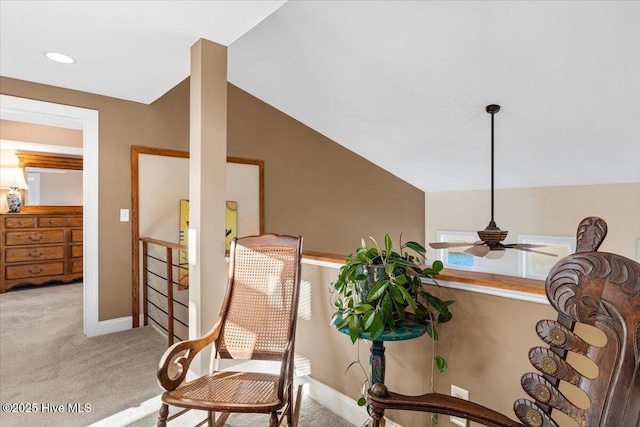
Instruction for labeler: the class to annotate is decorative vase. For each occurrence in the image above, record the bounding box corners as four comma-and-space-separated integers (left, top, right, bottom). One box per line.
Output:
6, 187, 23, 213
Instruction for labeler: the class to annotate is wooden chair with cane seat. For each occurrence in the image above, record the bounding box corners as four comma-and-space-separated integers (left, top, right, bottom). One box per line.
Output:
367, 216, 640, 427
156, 234, 303, 427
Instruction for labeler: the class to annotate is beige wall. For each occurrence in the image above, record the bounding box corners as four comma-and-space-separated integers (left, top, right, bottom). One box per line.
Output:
139, 154, 189, 242
426, 183, 640, 262
0, 119, 83, 147
0, 76, 190, 320
227, 83, 426, 255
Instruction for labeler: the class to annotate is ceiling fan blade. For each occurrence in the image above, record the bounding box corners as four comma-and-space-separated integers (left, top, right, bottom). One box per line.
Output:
511, 246, 558, 257
429, 242, 474, 249
464, 245, 490, 257
502, 243, 548, 249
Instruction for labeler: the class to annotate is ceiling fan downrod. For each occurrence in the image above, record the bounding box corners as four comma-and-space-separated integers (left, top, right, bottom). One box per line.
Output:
479, 104, 508, 245
486, 104, 500, 226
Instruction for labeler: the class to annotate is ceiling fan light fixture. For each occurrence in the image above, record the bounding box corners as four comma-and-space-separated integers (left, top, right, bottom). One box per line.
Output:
44, 51, 75, 64
485, 248, 506, 260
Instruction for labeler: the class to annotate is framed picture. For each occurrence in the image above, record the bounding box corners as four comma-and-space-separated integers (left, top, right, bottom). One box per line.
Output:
177, 199, 239, 288
178, 199, 189, 288
225, 201, 238, 250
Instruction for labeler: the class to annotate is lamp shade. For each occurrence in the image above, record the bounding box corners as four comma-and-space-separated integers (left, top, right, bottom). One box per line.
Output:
0, 167, 29, 190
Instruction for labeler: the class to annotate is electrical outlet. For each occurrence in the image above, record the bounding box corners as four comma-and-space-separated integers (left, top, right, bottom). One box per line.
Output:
450, 385, 469, 427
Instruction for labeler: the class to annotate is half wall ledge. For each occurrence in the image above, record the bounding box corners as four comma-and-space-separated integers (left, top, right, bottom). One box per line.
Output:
301, 251, 549, 305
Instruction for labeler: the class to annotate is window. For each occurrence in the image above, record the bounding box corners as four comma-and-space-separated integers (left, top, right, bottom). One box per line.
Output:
518, 235, 575, 280
435, 231, 477, 270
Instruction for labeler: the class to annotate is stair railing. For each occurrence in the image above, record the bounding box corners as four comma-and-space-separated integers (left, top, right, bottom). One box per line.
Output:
139, 237, 188, 346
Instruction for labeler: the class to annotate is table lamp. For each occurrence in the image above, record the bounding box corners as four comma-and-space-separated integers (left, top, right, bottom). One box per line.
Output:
0, 167, 29, 213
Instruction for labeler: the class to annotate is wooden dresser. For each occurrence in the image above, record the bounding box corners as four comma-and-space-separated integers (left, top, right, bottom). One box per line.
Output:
0, 212, 83, 292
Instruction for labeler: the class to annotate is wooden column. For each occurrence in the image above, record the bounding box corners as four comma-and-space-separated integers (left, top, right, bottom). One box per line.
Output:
189, 39, 228, 374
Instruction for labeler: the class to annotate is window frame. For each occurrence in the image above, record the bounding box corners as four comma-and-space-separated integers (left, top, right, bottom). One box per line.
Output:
517, 234, 575, 280
435, 230, 479, 271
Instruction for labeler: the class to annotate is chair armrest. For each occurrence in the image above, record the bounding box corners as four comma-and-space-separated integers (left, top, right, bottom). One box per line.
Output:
367, 384, 523, 427
157, 318, 223, 391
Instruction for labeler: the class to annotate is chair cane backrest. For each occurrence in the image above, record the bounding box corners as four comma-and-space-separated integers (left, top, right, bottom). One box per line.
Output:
216, 234, 303, 361
514, 217, 640, 427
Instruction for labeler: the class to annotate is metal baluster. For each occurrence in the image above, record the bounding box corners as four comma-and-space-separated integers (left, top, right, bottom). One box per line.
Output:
167, 247, 174, 347
143, 241, 149, 326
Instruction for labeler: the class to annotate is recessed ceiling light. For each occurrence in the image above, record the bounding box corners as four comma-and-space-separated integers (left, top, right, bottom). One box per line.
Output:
44, 51, 75, 64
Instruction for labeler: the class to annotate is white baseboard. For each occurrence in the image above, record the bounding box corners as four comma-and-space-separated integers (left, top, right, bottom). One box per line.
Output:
302, 375, 402, 427
95, 316, 132, 335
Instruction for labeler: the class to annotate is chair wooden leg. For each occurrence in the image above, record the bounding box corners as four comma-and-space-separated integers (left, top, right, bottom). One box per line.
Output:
290, 385, 302, 427
270, 411, 279, 427
285, 384, 293, 426
157, 403, 169, 427
214, 412, 229, 427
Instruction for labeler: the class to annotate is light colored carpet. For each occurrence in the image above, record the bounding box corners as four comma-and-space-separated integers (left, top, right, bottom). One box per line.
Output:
0, 282, 354, 427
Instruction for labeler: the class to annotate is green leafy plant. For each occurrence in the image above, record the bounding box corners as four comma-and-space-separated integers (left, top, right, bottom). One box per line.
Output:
333, 235, 453, 343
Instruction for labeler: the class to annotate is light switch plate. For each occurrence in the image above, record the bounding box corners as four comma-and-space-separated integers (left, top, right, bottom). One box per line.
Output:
120, 209, 129, 222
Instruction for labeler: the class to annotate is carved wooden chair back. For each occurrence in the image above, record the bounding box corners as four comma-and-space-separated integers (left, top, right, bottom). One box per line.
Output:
514, 216, 640, 427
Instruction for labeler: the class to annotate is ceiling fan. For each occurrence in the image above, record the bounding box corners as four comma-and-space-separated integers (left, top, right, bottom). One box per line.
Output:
429, 104, 555, 258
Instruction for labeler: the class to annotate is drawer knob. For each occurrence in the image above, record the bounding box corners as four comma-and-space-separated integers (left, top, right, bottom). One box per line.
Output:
29, 251, 44, 258
28, 235, 45, 241
18, 221, 23, 225
65, 219, 70, 224
29, 267, 44, 274
49, 220, 54, 224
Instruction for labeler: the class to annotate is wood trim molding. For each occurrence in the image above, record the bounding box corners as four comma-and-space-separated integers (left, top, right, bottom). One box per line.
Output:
130, 145, 265, 327
227, 156, 265, 234
16, 150, 83, 170
301, 251, 546, 295
130, 145, 191, 327
437, 268, 545, 295
18, 205, 83, 213
139, 237, 187, 251
16, 150, 83, 213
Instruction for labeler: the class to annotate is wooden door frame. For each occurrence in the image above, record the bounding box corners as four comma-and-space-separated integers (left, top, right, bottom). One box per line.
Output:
0, 94, 100, 337
130, 145, 264, 327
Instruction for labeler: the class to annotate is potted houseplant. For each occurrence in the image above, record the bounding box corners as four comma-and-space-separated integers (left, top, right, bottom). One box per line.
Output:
333, 234, 453, 344
332, 235, 454, 409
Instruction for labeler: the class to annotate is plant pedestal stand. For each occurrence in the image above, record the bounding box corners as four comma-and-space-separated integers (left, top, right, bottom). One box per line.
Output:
336, 320, 428, 425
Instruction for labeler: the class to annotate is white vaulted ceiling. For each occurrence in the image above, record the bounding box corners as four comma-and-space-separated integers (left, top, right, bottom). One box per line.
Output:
2, 0, 639, 192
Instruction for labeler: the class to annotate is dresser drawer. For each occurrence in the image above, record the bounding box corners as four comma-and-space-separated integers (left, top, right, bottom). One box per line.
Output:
38, 216, 83, 228
71, 244, 83, 258
5, 262, 64, 280
71, 260, 83, 274
4, 216, 36, 228
5, 246, 64, 263
4, 230, 65, 246
71, 229, 83, 243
